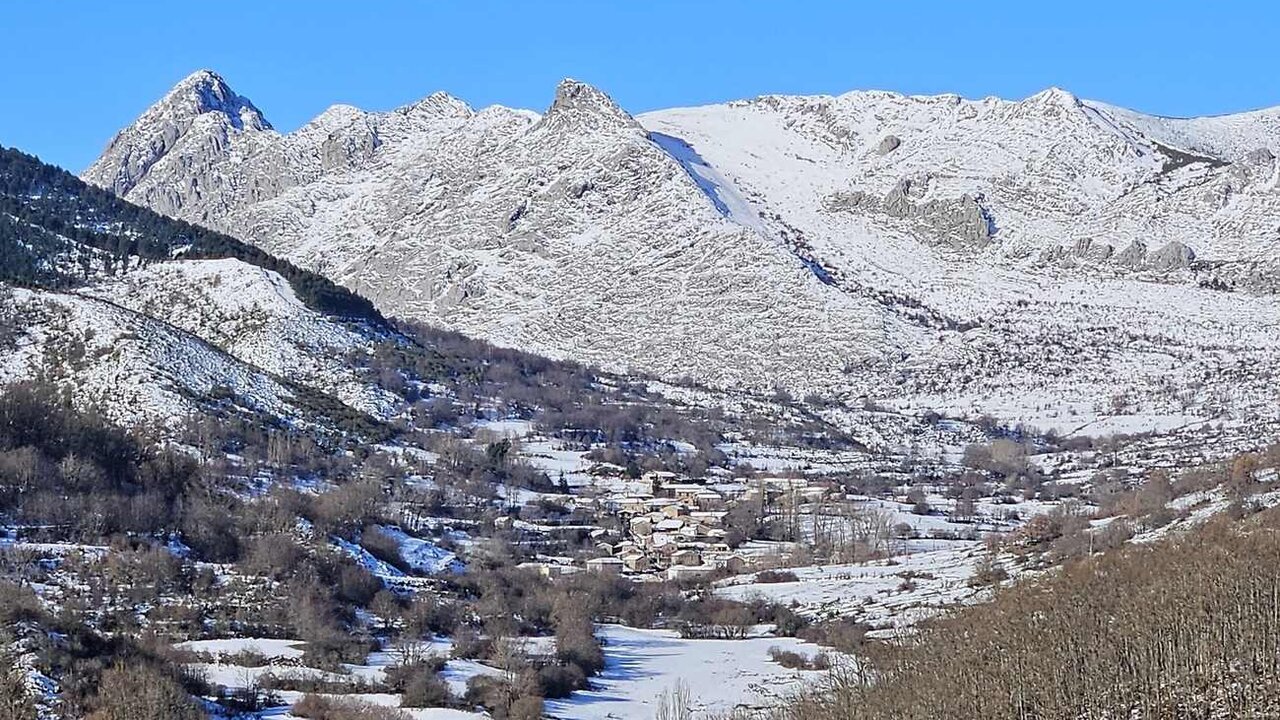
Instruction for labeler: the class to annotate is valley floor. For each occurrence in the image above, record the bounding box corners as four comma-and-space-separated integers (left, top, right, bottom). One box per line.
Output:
183, 626, 832, 720
545, 625, 831, 719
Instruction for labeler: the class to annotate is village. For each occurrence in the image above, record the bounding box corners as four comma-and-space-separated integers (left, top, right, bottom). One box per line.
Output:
585, 468, 753, 581
503, 465, 889, 583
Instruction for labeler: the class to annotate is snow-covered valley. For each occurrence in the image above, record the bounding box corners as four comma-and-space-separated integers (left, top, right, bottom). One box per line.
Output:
5, 60, 1280, 720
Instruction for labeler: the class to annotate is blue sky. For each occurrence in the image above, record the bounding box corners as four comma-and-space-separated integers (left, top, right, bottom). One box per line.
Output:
3, 1, 1277, 171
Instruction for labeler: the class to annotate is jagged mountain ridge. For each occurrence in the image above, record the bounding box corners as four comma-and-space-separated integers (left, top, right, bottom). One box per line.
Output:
84, 71, 1280, 436
91, 70, 272, 199
85, 71, 905, 396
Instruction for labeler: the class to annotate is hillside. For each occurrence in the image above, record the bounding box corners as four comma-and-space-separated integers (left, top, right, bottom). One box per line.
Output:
2, 145, 382, 323
781, 508, 1280, 720
5, 139, 903, 450
0, 145, 407, 430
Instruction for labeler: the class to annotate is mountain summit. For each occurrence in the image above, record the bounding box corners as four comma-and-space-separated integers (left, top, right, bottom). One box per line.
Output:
161, 69, 271, 130
538, 78, 641, 133
83, 70, 270, 197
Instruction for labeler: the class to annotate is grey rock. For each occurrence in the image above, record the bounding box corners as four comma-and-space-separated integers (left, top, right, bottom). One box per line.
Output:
1072, 238, 1114, 262
320, 124, 380, 171
1146, 241, 1196, 271
1245, 148, 1275, 166
85, 70, 270, 197
826, 183, 992, 249
1114, 241, 1148, 267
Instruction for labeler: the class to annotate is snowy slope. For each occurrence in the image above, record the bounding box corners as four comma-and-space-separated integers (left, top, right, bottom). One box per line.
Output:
545, 625, 832, 718
1089, 100, 1280, 162
0, 287, 309, 428
1, 140, 403, 432
81, 258, 399, 419
640, 88, 1280, 277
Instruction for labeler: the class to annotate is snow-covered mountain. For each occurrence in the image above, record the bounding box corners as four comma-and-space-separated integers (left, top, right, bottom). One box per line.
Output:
85, 71, 1280, 436
641, 89, 1280, 434
643, 88, 1280, 282
83, 71, 908, 398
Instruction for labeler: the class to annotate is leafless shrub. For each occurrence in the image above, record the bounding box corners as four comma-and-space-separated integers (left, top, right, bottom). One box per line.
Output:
755, 569, 800, 584
769, 646, 832, 670
291, 694, 410, 720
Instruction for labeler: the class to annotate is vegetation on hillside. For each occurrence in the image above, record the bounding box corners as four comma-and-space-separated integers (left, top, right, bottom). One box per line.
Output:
0, 382, 822, 717
782, 509, 1280, 720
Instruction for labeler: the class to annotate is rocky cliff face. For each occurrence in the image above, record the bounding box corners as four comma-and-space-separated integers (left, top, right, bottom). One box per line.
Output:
84, 72, 1280, 433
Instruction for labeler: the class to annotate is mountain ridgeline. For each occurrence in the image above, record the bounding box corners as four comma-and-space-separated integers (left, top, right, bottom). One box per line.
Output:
79, 69, 1280, 445
0, 146, 384, 324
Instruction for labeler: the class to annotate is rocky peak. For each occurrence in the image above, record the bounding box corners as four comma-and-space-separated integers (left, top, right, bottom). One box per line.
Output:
536, 78, 640, 134
1025, 86, 1081, 108
83, 69, 270, 195
157, 69, 271, 131
1017, 86, 1086, 121
306, 104, 371, 132
400, 90, 474, 120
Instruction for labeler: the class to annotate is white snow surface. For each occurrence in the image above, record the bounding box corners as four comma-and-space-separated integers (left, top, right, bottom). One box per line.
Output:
640, 88, 1280, 431
182, 636, 493, 719
545, 625, 834, 719
716, 544, 994, 628
371, 525, 462, 574
176, 638, 307, 660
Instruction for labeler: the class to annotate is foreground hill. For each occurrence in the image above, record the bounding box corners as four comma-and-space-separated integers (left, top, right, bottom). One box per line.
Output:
782, 507, 1280, 720
0, 144, 399, 429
